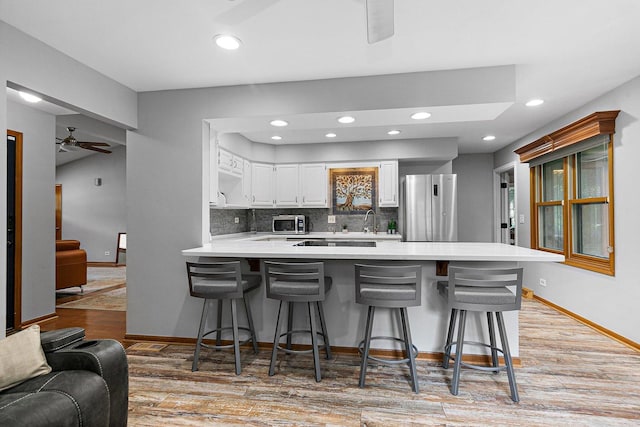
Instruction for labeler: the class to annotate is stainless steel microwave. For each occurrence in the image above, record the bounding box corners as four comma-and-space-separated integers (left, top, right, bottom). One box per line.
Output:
272, 215, 308, 234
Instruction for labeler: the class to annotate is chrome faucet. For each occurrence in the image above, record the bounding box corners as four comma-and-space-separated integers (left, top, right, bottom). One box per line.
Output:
363, 209, 376, 234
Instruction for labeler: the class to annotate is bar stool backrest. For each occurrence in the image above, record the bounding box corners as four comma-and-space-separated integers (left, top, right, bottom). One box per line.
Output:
355, 264, 422, 308
447, 266, 523, 312
263, 261, 327, 302
186, 261, 244, 299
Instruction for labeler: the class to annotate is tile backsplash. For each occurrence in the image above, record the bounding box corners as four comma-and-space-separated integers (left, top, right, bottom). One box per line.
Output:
210, 207, 399, 236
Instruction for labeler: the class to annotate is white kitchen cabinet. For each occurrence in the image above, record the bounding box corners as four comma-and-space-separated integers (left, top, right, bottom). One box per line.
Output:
300, 163, 327, 207
218, 148, 243, 177
242, 159, 252, 205
251, 162, 275, 207
275, 164, 300, 207
378, 160, 398, 207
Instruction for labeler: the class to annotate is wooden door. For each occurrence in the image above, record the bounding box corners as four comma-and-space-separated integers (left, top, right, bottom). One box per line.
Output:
55, 184, 62, 240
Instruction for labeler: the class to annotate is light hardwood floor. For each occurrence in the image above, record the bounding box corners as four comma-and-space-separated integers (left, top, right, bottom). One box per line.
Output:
43, 295, 639, 425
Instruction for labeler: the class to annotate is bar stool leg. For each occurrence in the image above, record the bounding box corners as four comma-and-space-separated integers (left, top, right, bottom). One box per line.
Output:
286, 302, 294, 350
451, 309, 467, 395
193, 299, 210, 372
496, 312, 519, 402
443, 308, 458, 369
230, 298, 241, 375
269, 301, 285, 376
359, 305, 375, 388
400, 307, 419, 393
308, 302, 321, 382
243, 293, 258, 354
216, 299, 224, 348
316, 301, 332, 360
487, 312, 499, 369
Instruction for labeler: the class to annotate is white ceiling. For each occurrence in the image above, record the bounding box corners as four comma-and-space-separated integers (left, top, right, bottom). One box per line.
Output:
3, 0, 640, 154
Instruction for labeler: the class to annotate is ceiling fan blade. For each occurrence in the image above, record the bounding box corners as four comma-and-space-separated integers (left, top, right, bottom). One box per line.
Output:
82, 145, 112, 154
366, 0, 394, 44
78, 141, 110, 147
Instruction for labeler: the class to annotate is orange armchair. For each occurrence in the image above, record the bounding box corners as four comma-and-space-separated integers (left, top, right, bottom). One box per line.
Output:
55, 240, 87, 291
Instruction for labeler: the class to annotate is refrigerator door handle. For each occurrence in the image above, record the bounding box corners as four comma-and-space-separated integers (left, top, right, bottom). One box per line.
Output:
433, 184, 438, 197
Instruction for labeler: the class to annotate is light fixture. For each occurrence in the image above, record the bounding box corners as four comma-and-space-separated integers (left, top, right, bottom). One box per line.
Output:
526, 99, 544, 107
325, 132, 337, 138
482, 135, 496, 141
271, 135, 282, 140
19, 91, 42, 103
411, 111, 431, 120
387, 130, 401, 135
337, 115, 355, 124
270, 119, 288, 127
214, 34, 242, 50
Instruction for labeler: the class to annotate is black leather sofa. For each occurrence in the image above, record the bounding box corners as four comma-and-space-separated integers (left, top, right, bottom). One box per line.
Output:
0, 327, 128, 427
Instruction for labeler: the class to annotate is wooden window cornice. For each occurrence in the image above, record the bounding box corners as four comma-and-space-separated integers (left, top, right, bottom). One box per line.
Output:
515, 110, 620, 162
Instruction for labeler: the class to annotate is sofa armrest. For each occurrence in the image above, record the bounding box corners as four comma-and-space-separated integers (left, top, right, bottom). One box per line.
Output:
40, 327, 85, 352
45, 339, 129, 427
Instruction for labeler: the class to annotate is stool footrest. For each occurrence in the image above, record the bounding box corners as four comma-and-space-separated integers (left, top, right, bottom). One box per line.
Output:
359, 336, 419, 366
200, 326, 254, 350
445, 340, 507, 372
276, 329, 330, 355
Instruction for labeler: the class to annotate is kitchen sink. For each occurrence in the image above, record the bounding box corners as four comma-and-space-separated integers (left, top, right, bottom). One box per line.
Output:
294, 240, 377, 247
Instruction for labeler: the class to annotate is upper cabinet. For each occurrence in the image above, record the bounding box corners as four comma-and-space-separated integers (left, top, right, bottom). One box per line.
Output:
218, 148, 243, 177
251, 162, 275, 207
275, 164, 300, 207
378, 160, 398, 207
242, 159, 252, 205
300, 163, 328, 207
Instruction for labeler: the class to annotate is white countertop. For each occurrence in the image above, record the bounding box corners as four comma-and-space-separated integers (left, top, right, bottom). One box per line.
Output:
184, 234, 565, 262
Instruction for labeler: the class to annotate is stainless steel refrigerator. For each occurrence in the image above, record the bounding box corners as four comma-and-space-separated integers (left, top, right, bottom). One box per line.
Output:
402, 174, 458, 241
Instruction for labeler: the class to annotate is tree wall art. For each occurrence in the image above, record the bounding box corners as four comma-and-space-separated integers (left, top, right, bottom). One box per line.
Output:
330, 167, 378, 214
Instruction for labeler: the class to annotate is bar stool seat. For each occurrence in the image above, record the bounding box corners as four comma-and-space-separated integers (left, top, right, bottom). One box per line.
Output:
186, 260, 260, 375
263, 260, 332, 382
355, 264, 422, 393
438, 266, 523, 402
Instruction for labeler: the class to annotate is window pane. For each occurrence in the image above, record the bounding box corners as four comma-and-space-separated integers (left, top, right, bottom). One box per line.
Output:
572, 203, 609, 258
577, 143, 608, 198
542, 159, 564, 201
539, 205, 563, 250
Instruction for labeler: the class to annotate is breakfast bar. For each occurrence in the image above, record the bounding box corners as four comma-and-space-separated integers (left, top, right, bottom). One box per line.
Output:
182, 234, 564, 358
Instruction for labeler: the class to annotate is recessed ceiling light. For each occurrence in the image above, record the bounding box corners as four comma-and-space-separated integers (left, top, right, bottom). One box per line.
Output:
325, 133, 337, 138
482, 135, 496, 141
387, 130, 401, 135
525, 99, 544, 107
214, 34, 242, 50
270, 119, 288, 127
19, 91, 42, 103
271, 135, 282, 140
411, 112, 431, 120
337, 115, 355, 124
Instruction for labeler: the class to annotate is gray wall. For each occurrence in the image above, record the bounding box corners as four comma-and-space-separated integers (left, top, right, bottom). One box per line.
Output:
7, 101, 56, 322
0, 21, 136, 335
56, 145, 126, 262
494, 75, 640, 343
453, 154, 494, 242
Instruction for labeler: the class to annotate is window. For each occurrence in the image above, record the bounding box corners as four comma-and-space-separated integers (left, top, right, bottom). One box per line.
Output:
516, 111, 618, 275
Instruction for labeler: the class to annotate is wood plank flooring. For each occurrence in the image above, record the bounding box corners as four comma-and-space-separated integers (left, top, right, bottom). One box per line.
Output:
42, 294, 640, 425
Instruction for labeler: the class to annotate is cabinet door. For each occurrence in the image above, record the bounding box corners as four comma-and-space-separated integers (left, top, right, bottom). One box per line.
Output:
275, 164, 300, 206
300, 163, 327, 207
242, 159, 252, 205
209, 140, 219, 205
379, 160, 398, 207
231, 154, 243, 176
218, 148, 233, 173
251, 163, 274, 206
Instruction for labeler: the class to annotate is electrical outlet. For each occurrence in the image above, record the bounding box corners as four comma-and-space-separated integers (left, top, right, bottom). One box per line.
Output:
234, 217, 239, 224
327, 215, 336, 224
104, 251, 111, 256
519, 214, 525, 224
539, 278, 547, 287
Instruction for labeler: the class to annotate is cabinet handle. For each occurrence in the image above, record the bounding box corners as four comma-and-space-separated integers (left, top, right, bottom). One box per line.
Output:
393, 194, 396, 202
253, 195, 255, 202
295, 196, 298, 203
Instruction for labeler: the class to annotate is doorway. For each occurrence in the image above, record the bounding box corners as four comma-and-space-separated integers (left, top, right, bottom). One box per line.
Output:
493, 162, 517, 245
6, 130, 23, 332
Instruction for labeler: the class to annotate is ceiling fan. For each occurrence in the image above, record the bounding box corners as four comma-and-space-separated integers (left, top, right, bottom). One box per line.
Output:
56, 127, 112, 154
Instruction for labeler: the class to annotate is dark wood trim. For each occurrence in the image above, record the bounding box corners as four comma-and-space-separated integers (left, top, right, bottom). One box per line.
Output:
55, 184, 62, 240
124, 334, 521, 366
21, 312, 59, 328
515, 110, 620, 162
534, 294, 639, 351
88, 261, 121, 267
8, 130, 23, 330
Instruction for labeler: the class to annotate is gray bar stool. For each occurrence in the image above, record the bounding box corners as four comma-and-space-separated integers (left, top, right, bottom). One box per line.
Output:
438, 266, 523, 402
355, 264, 422, 393
186, 260, 260, 375
263, 260, 332, 382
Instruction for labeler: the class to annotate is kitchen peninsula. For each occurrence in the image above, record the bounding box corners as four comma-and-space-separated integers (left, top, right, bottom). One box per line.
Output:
182, 233, 564, 358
